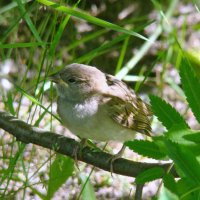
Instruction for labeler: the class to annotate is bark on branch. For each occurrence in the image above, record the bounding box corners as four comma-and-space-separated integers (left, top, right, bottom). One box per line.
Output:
0, 110, 177, 178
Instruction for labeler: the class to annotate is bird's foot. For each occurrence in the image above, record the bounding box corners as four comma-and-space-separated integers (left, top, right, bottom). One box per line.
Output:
73, 138, 87, 170
109, 144, 126, 175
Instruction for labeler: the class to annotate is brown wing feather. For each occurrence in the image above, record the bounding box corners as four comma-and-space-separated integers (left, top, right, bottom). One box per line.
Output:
104, 74, 152, 135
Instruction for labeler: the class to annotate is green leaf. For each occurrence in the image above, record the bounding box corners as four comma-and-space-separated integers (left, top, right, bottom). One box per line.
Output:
47, 154, 74, 199
180, 58, 200, 124
158, 186, 179, 200
80, 173, 96, 200
166, 125, 199, 146
177, 178, 200, 200
163, 174, 178, 196
164, 126, 200, 156
184, 133, 200, 143
125, 140, 166, 159
36, 0, 147, 40
164, 140, 200, 185
136, 167, 164, 184
29, 186, 46, 199
184, 50, 200, 78
149, 95, 188, 130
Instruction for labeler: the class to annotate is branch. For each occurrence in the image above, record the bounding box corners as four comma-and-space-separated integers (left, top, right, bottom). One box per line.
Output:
0, 110, 177, 178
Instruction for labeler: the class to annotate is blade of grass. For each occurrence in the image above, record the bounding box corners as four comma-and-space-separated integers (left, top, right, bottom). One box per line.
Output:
0, 1, 36, 43
0, 42, 46, 48
1, 144, 26, 196
15, 0, 44, 45
68, 21, 152, 64
74, 34, 127, 64
0, 0, 31, 14
116, 25, 162, 80
66, 29, 107, 51
36, 0, 148, 41
14, 83, 61, 122
6, 92, 15, 116
135, 51, 165, 93
116, 0, 178, 79
115, 36, 130, 74
79, 173, 96, 200
48, 0, 81, 57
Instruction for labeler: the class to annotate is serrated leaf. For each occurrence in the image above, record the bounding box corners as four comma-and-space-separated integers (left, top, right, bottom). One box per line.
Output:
125, 140, 166, 159
136, 167, 164, 184
149, 95, 188, 130
165, 126, 200, 156
164, 140, 200, 185
184, 50, 200, 78
47, 155, 74, 199
163, 174, 178, 195
180, 58, 200, 123
166, 125, 199, 146
184, 133, 200, 143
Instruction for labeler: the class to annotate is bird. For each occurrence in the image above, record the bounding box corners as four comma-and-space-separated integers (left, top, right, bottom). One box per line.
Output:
49, 63, 152, 169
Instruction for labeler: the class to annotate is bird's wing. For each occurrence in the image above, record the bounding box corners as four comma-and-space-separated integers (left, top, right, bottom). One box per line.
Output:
103, 74, 152, 135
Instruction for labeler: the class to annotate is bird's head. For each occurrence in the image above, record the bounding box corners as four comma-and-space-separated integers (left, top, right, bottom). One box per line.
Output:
49, 63, 108, 102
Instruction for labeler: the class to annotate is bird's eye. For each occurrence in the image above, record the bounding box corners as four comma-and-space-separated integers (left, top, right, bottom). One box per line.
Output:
68, 78, 76, 83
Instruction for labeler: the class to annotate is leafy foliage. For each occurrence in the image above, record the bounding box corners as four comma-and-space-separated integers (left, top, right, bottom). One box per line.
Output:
135, 167, 164, 184
47, 154, 74, 199
149, 95, 188, 130
163, 174, 178, 197
180, 58, 200, 124
1, 0, 200, 199
125, 140, 166, 159
176, 178, 200, 199
159, 187, 179, 200
145, 57, 200, 199
164, 140, 200, 185
184, 133, 200, 143
165, 125, 200, 145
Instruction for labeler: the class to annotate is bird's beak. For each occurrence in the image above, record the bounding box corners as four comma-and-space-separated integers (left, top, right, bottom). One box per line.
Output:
48, 73, 60, 83
48, 72, 69, 88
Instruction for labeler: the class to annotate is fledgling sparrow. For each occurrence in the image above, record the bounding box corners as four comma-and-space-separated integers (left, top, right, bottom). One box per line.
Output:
50, 63, 152, 164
